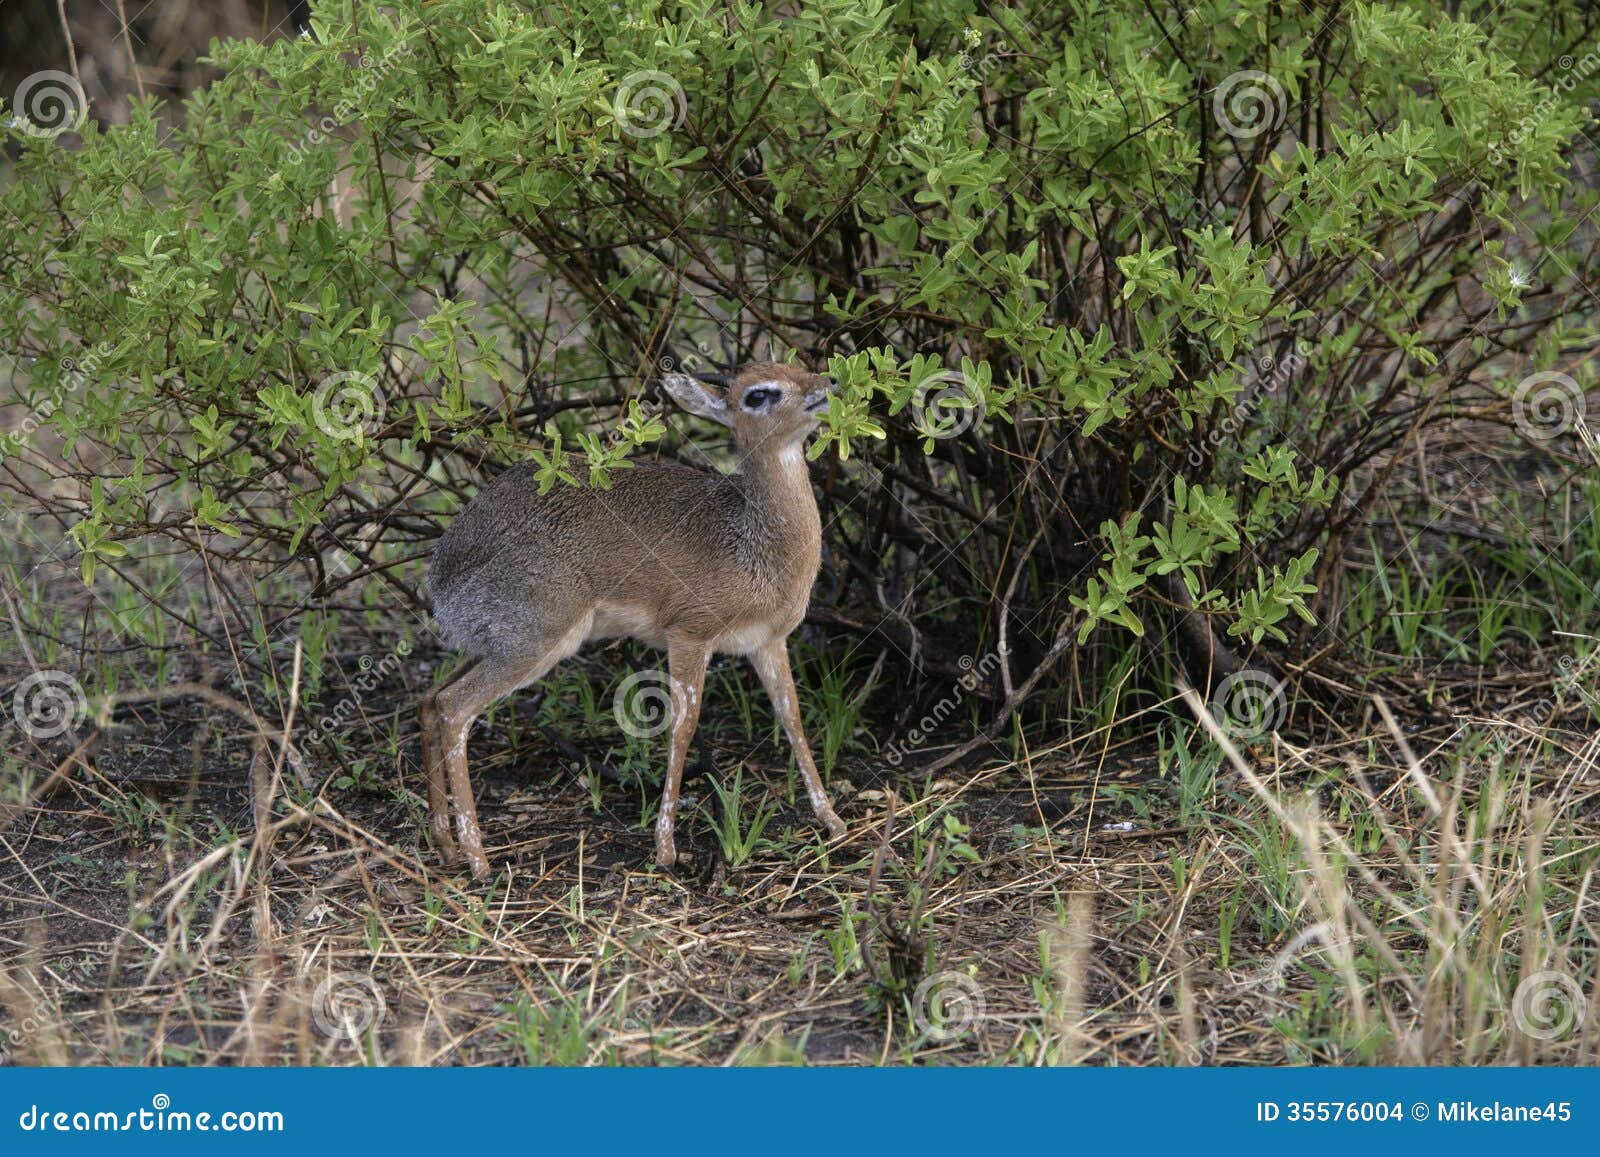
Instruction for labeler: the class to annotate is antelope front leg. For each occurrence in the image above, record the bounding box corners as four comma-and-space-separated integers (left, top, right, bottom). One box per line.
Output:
655, 637, 710, 867
420, 658, 476, 868
420, 691, 457, 867
751, 640, 847, 841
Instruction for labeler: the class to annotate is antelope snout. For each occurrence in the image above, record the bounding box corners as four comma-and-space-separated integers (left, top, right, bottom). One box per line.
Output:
802, 378, 835, 415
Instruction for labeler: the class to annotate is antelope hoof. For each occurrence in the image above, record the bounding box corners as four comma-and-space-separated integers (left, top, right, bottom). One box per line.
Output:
430, 818, 459, 865
456, 818, 492, 880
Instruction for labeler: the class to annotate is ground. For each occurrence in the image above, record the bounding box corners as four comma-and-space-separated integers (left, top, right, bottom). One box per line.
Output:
3, 618, 1594, 1065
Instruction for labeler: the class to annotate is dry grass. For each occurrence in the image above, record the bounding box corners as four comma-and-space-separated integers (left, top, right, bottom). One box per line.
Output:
2, 630, 1594, 1065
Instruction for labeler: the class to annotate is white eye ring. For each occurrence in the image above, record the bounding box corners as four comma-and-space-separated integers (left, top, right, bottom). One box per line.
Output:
741, 380, 783, 410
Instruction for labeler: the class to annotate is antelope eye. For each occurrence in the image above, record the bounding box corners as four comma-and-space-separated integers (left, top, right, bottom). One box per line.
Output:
741, 386, 779, 410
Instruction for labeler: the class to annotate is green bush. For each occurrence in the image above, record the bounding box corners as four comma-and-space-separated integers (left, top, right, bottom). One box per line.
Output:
2, 0, 1594, 714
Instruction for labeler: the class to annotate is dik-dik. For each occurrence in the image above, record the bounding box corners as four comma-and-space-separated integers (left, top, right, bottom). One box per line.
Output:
422, 363, 849, 878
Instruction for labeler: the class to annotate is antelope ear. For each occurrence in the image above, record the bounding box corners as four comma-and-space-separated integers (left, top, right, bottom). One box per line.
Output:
661, 373, 731, 426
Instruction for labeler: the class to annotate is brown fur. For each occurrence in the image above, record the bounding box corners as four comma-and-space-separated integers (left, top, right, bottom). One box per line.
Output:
422, 363, 848, 876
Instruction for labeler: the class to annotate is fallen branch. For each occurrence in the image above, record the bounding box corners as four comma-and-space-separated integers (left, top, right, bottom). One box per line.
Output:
919, 614, 1076, 776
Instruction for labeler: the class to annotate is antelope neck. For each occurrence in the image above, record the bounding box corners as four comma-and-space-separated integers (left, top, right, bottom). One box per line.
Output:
735, 438, 820, 569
